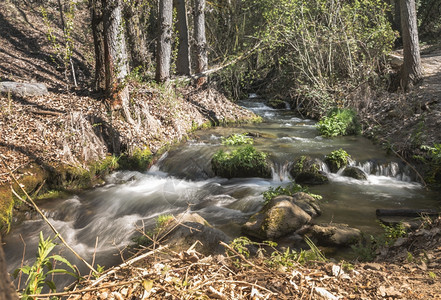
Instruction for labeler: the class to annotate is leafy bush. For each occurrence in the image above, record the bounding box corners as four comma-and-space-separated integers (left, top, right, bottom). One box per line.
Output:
221, 133, 254, 146
419, 144, 441, 187
351, 222, 408, 262
325, 149, 351, 172
212, 145, 271, 178
14, 232, 79, 299
262, 183, 322, 204
316, 108, 361, 137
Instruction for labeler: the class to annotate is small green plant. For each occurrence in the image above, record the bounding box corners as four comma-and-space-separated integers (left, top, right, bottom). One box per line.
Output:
428, 271, 437, 279
351, 222, 408, 262
156, 214, 174, 230
262, 183, 322, 205
14, 232, 79, 299
211, 145, 270, 178
316, 108, 361, 137
325, 149, 351, 172
221, 133, 253, 146
119, 147, 152, 171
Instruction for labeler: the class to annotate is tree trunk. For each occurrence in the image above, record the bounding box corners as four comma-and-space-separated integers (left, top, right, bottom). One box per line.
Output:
194, 0, 207, 85
123, 1, 150, 72
90, 0, 106, 91
0, 236, 19, 300
400, 0, 422, 91
102, 0, 132, 121
174, 0, 191, 75
156, 0, 173, 82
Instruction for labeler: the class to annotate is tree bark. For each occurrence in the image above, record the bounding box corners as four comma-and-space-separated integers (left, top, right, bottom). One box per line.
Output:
102, 0, 132, 121
123, 1, 150, 72
90, 0, 106, 91
156, 0, 173, 82
194, 0, 207, 85
400, 0, 422, 91
174, 0, 191, 75
0, 236, 19, 300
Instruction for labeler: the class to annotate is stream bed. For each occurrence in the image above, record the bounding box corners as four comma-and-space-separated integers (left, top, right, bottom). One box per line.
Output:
4, 98, 439, 287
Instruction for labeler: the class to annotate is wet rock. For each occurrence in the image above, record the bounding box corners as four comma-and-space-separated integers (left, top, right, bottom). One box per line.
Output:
242, 196, 311, 240
342, 166, 367, 180
290, 192, 322, 217
290, 156, 328, 185
0, 81, 48, 96
163, 213, 230, 255
307, 223, 361, 247
266, 98, 287, 109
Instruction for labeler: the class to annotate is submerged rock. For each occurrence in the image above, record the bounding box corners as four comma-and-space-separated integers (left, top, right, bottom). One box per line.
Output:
307, 223, 361, 247
342, 166, 368, 180
290, 156, 329, 185
242, 196, 311, 240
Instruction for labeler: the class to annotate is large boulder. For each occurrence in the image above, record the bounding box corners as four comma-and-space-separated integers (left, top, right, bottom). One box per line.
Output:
307, 224, 361, 247
242, 196, 311, 240
342, 166, 367, 180
290, 192, 322, 217
161, 213, 230, 255
290, 156, 328, 185
0, 81, 48, 97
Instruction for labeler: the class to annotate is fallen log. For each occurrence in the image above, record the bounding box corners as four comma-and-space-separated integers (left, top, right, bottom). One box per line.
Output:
376, 208, 439, 218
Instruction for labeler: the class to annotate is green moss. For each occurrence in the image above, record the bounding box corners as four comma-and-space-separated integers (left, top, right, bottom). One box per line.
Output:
325, 149, 351, 173
267, 99, 286, 109
0, 186, 13, 233
119, 147, 153, 171
211, 145, 271, 179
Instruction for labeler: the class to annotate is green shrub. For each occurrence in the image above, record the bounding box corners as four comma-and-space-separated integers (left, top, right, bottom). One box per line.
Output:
221, 133, 254, 146
316, 108, 361, 137
325, 149, 351, 172
212, 145, 271, 178
420, 144, 441, 187
262, 183, 322, 204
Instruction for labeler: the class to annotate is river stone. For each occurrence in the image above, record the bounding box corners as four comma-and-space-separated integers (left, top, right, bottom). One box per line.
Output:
342, 166, 367, 180
0, 81, 48, 97
242, 196, 311, 240
290, 192, 321, 217
307, 224, 361, 247
162, 213, 230, 255
290, 156, 328, 185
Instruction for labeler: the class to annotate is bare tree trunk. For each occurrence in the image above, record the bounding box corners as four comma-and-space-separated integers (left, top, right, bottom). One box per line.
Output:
0, 236, 19, 300
156, 0, 173, 82
123, 1, 150, 72
400, 0, 422, 91
90, 0, 106, 91
194, 0, 207, 85
102, 0, 132, 122
174, 0, 191, 75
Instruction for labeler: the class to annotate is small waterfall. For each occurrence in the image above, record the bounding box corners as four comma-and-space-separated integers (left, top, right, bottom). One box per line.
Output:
149, 151, 169, 172
271, 161, 292, 182
356, 161, 413, 182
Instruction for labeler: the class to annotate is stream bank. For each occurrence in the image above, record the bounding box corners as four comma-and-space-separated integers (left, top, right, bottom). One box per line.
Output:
0, 83, 260, 232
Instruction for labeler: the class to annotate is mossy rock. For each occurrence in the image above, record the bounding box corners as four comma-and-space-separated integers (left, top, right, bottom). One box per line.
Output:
342, 166, 367, 180
290, 156, 328, 185
211, 145, 271, 179
242, 196, 311, 240
266, 99, 287, 109
324, 149, 350, 173
306, 223, 361, 247
118, 147, 153, 171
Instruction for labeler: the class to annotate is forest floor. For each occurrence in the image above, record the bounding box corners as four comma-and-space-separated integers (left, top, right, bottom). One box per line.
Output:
1, 1, 441, 299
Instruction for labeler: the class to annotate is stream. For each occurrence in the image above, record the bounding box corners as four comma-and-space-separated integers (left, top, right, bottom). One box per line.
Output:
4, 98, 439, 288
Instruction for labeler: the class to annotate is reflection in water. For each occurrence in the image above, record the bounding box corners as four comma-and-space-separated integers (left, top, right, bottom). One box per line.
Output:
4, 100, 439, 288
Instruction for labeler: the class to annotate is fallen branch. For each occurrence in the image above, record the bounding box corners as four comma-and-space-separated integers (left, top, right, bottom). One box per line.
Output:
90, 245, 168, 287
28, 279, 141, 298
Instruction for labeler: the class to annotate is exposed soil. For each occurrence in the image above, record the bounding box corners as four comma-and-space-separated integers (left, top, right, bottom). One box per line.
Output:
1, 1, 441, 299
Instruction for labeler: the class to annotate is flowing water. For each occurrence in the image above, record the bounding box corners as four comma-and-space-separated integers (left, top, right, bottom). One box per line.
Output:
4, 98, 439, 288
